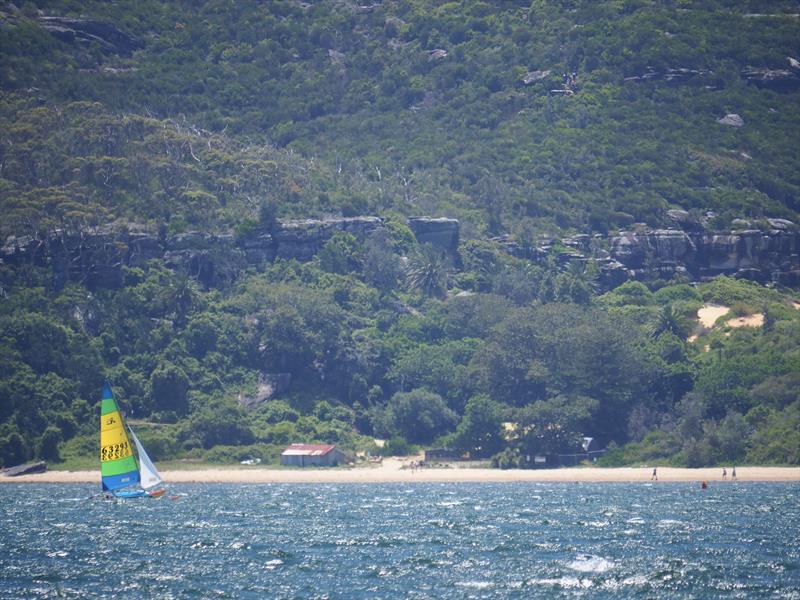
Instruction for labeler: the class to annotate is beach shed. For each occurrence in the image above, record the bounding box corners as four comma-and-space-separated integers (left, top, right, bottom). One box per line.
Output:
424, 448, 466, 462
280, 443, 346, 467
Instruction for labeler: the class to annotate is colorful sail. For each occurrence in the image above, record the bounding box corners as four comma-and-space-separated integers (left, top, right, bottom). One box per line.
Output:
99, 383, 140, 491
129, 427, 162, 490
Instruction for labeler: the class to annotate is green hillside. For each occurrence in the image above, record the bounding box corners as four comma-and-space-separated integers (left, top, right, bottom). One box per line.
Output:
3, 0, 800, 235
1, 1, 798, 469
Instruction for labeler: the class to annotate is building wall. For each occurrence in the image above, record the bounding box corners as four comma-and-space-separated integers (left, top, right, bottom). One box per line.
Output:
280, 448, 346, 467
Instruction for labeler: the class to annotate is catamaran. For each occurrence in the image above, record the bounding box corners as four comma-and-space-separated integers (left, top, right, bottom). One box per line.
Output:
100, 382, 166, 498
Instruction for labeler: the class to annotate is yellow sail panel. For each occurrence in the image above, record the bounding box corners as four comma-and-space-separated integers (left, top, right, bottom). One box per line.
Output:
100, 409, 133, 462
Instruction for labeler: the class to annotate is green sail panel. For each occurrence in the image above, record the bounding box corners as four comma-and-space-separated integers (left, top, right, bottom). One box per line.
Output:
99, 383, 139, 491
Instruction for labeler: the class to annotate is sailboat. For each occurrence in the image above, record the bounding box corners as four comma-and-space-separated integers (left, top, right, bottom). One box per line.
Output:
100, 382, 166, 498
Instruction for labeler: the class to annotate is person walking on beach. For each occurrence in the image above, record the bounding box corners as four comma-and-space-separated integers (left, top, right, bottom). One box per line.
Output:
722, 467, 727, 480
732, 466, 737, 481
651, 467, 657, 481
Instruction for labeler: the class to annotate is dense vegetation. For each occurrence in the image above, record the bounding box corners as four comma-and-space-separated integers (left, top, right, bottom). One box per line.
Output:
2, 0, 800, 237
1, 1, 798, 468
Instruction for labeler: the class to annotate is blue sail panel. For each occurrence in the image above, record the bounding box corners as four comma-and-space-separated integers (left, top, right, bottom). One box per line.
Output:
102, 472, 141, 491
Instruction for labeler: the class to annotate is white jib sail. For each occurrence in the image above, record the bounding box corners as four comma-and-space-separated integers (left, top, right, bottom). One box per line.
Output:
129, 427, 163, 489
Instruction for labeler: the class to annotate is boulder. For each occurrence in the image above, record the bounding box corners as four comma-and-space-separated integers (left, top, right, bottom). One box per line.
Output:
717, 113, 744, 127
407, 217, 460, 254
521, 70, 551, 85
767, 218, 797, 231
238, 373, 292, 409
1, 461, 47, 477
666, 209, 705, 231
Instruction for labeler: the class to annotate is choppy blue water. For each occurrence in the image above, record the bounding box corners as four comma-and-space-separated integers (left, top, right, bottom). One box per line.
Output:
1, 482, 798, 599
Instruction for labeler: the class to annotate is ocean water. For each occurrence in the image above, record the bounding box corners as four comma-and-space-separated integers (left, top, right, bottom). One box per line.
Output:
1, 482, 798, 599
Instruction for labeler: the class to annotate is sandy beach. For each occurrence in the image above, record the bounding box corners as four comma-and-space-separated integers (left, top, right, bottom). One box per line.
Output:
3, 459, 798, 484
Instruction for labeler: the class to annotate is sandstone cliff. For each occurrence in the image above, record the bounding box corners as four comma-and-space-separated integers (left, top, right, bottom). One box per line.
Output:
2, 216, 798, 291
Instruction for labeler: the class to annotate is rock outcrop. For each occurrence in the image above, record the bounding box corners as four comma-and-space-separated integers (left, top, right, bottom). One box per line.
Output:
38, 16, 143, 56
623, 67, 711, 84
496, 220, 800, 289
622, 64, 800, 92
1, 217, 385, 289
717, 113, 744, 127
741, 67, 800, 92
2, 215, 798, 291
270, 217, 384, 261
407, 217, 460, 254
237, 373, 292, 409
603, 224, 800, 287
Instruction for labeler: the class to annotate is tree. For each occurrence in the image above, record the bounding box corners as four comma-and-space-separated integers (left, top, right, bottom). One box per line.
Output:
651, 304, 684, 338
385, 388, 458, 444
514, 394, 597, 459
149, 363, 190, 416
0, 430, 29, 467
182, 398, 254, 449
388, 341, 477, 411
453, 394, 507, 458
258, 198, 279, 233
405, 244, 451, 298
185, 314, 220, 358
363, 229, 402, 292
39, 426, 62, 462
318, 232, 363, 275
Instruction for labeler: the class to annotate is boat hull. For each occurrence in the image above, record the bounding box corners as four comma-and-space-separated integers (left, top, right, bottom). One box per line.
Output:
113, 488, 166, 499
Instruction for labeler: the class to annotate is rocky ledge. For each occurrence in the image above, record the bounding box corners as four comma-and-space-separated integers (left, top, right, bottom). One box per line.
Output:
2, 215, 798, 291
502, 216, 799, 289
1, 216, 448, 289
39, 16, 143, 56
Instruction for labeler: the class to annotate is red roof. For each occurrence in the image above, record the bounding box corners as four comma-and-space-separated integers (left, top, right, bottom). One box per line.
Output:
281, 443, 337, 456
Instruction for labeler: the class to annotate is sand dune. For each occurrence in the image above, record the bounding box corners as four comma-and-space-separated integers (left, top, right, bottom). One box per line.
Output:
697, 304, 730, 328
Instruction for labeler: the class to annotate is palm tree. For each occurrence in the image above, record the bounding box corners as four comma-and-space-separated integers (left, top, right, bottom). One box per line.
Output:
651, 304, 683, 338
405, 244, 451, 298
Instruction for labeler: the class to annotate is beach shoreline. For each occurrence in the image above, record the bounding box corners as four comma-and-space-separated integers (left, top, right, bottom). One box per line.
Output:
2, 461, 798, 484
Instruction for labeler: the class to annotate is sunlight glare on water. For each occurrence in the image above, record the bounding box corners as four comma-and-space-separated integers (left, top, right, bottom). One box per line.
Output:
1, 482, 798, 598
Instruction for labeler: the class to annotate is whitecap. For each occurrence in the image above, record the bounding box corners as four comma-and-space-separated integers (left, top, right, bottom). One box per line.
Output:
587, 520, 609, 528
437, 500, 463, 507
622, 575, 649, 586
567, 554, 614, 573
455, 581, 493, 589
531, 577, 593, 589
657, 519, 685, 528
